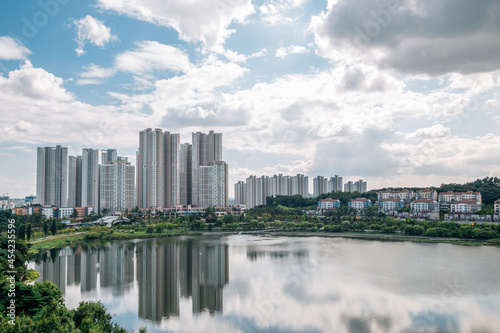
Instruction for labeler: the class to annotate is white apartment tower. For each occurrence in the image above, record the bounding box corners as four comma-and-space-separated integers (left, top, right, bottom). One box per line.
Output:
100, 157, 135, 214
82, 148, 100, 210
138, 128, 164, 209
191, 131, 222, 206
199, 161, 228, 208
137, 129, 227, 209
36, 145, 68, 207
68, 155, 82, 207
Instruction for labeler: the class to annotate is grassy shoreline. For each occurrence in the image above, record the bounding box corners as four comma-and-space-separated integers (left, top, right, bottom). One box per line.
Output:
27, 229, 203, 255
27, 228, 500, 255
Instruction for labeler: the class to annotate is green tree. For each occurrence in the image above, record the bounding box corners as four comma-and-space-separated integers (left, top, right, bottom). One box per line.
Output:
146, 226, 154, 234
26, 223, 32, 241
341, 221, 351, 231
190, 219, 205, 230
73, 301, 127, 333
50, 219, 57, 236
17, 224, 25, 240
223, 214, 235, 225
249, 219, 258, 229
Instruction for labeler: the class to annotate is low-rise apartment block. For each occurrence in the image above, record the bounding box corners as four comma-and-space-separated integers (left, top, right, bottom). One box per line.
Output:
411, 199, 439, 212
377, 189, 414, 201
379, 198, 405, 211
348, 198, 372, 210
494, 199, 500, 215
450, 199, 482, 213
318, 198, 340, 210
415, 189, 438, 200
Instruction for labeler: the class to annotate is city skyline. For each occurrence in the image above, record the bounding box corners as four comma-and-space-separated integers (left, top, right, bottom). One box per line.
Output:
2, 1, 500, 198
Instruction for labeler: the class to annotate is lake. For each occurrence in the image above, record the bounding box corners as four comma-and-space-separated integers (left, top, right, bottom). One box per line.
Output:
29, 235, 500, 332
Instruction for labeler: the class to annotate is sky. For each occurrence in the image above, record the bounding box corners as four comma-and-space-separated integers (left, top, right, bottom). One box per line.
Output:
1, 0, 500, 198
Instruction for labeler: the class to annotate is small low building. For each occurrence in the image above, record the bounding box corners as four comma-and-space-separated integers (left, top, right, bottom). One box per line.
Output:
318, 198, 340, 210
348, 198, 372, 210
450, 200, 482, 214
411, 199, 439, 212
379, 198, 404, 211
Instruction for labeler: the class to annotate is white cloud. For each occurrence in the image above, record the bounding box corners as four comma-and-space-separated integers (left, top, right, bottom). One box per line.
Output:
115, 41, 191, 75
0, 60, 72, 101
0, 36, 31, 60
311, 0, 500, 76
96, 0, 254, 47
0, 61, 150, 147
80, 64, 116, 78
405, 124, 450, 140
74, 15, 118, 56
249, 48, 268, 59
260, 0, 306, 25
275, 45, 309, 59
76, 78, 104, 86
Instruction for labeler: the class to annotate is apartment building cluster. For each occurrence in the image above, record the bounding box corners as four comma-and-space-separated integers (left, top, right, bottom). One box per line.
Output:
36, 146, 135, 216
137, 129, 228, 210
312, 176, 367, 197
375, 189, 482, 214
30, 129, 228, 218
234, 174, 309, 209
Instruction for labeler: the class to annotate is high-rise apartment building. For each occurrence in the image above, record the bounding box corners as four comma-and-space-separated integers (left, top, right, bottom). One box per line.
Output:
344, 179, 367, 193
328, 175, 343, 192
137, 129, 227, 209
100, 157, 135, 214
68, 156, 82, 207
101, 149, 117, 165
199, 161, 228, 208
234, 181, 246, 205
236, 173, 309, 209
191, 131, 222, 206
36, 146, 68, 207
138, 129, 164, 209
82, 148, 99, 210
313, 176, 328, 197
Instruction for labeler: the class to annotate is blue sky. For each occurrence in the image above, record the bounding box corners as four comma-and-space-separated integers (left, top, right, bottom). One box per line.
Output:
1, 0, 500, 198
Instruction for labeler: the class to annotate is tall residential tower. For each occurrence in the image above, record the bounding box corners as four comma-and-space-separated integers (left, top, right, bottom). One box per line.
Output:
36, 146, 68, 207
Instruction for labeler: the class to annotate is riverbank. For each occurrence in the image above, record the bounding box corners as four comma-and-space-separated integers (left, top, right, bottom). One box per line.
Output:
28, 228, 500, 255
28, 229, 203, 255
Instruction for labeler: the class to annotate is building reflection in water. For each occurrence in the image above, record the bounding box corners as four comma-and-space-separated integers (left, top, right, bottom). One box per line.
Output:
136, 239, 229, 321
137, 241, 179, 321
32, 238, 229, 323
100, 243, 134, 296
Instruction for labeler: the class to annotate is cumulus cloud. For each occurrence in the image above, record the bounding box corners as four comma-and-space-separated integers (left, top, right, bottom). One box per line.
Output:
115, 41, 191, 75
0, 61, 150, 147
0, 60, 72, 101
0, 36, 31, 60
260, 0, 306, 25
275, 45, 309, 59
74, 15, 118, 56
96, 0, 254, 47
311, 0, 500, 75
405, 124, 450, 140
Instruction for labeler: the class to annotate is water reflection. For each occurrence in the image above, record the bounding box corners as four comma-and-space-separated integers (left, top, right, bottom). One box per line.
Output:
29, 236, 500, 333
31, 237, 229, 324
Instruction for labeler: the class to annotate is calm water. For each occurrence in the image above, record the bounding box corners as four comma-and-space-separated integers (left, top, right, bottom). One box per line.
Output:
29, 235, 500, 333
